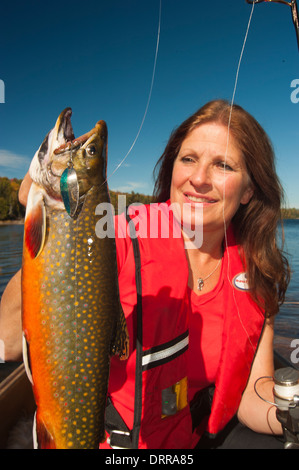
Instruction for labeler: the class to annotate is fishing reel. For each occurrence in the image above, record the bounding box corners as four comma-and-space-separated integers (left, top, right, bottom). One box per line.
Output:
255, 367, 299, 449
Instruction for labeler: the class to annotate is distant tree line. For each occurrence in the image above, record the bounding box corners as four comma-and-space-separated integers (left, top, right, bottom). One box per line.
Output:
109, 190, 153, 214
0, 176, 298, 220
0, 177, 154, 221
281, 207, 299, 219
0, 177, 25, 220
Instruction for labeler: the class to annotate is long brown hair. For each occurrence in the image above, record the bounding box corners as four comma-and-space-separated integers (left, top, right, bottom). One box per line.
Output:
153, 99, 290, 317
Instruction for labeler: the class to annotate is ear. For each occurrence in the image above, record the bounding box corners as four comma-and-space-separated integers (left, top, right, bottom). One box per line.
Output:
240, 183, 254, 205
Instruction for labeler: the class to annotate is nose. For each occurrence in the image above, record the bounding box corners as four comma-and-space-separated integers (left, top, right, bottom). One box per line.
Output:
189, 161, 212, 190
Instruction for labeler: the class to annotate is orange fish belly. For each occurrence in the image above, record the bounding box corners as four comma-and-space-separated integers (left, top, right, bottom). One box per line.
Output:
22, 206, 113, 449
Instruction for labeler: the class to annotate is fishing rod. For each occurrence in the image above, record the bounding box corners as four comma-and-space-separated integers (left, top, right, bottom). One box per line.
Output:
246, 0, 299, 51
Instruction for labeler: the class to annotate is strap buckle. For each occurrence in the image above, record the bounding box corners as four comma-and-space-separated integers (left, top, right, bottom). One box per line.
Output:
107, 429, 132, 449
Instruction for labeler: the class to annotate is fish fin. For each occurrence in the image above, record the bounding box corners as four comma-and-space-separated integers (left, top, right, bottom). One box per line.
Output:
111, 304, 129, 360
24, 183, 46, 258
22, 334, 33, 385
35, 417, 56, 449
33, 411, 38, 449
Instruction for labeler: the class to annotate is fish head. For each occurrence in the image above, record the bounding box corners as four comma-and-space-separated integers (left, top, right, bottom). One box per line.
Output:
29, 109, 108, 211
29, 107, 75, 200
62, 119, 108, 196
56, 119, 108, 217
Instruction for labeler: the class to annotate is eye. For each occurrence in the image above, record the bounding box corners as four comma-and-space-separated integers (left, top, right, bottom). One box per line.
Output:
180, 155, 195, 164
216, 161, 233, 171
86, 145, 97, 156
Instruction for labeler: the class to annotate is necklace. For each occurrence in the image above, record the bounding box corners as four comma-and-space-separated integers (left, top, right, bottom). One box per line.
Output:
197, 257, 222, 291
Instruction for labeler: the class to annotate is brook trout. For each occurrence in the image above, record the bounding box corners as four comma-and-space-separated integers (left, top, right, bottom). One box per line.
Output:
22, 108, 129, 449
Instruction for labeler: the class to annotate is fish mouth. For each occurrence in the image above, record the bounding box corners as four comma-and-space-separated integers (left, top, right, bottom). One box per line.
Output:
44, 108, 76, 179
36, 107, 75, 165
48, 110, 107, 183
58, 107, 75, 143
54, 111, 104, 156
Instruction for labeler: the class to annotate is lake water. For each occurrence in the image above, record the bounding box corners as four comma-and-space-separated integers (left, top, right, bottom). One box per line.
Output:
273, 219, 299, 364
0, 220, 298, 365
0, 224, 24, 297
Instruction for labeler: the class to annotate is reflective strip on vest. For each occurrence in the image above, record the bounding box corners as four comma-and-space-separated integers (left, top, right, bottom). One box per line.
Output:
142, 331, 189, 371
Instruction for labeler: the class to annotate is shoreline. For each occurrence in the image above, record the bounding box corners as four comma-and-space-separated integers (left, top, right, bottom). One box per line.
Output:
0, 217, 298, 225
0, 220, 24, 225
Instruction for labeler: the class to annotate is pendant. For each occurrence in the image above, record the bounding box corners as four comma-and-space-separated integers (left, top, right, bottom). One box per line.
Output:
197, 278, 204, 291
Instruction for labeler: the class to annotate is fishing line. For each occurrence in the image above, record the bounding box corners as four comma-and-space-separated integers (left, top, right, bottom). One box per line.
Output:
104, 0, 162, 186
223, 0, 256, 244
222, 1, 257, 354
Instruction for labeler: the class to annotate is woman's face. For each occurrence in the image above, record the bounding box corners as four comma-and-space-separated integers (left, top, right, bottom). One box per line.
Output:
170, 122, 253, 234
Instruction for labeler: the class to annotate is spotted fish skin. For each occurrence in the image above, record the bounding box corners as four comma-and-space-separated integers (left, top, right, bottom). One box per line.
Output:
22, 109, 128, 449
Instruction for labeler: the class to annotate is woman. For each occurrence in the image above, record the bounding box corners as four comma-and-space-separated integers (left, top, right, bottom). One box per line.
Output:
151, 99, 290, 448
0, 100, 290, 449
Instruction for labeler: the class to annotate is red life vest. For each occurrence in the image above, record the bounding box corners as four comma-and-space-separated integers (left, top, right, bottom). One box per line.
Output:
103, 201, 265, 449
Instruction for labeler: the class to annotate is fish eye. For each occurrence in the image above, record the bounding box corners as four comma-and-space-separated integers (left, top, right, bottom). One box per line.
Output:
86, 145, 97, 156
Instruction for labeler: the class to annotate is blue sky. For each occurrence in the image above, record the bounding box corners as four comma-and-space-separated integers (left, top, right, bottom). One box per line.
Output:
0, 0, 298, 206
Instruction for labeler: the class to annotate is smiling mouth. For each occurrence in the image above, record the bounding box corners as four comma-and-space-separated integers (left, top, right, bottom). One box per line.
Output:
185, 194, 217, 204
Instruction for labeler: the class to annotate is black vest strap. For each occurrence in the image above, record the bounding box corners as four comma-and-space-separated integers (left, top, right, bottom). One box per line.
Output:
126, 211, 143, 449
104, 209, 143, 449
105, 397, 132, 448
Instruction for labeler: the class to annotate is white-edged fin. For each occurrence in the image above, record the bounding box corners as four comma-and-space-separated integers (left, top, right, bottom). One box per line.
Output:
22, 334, 33, 385
33, 411, 38, 449
24, 183, 46, 259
